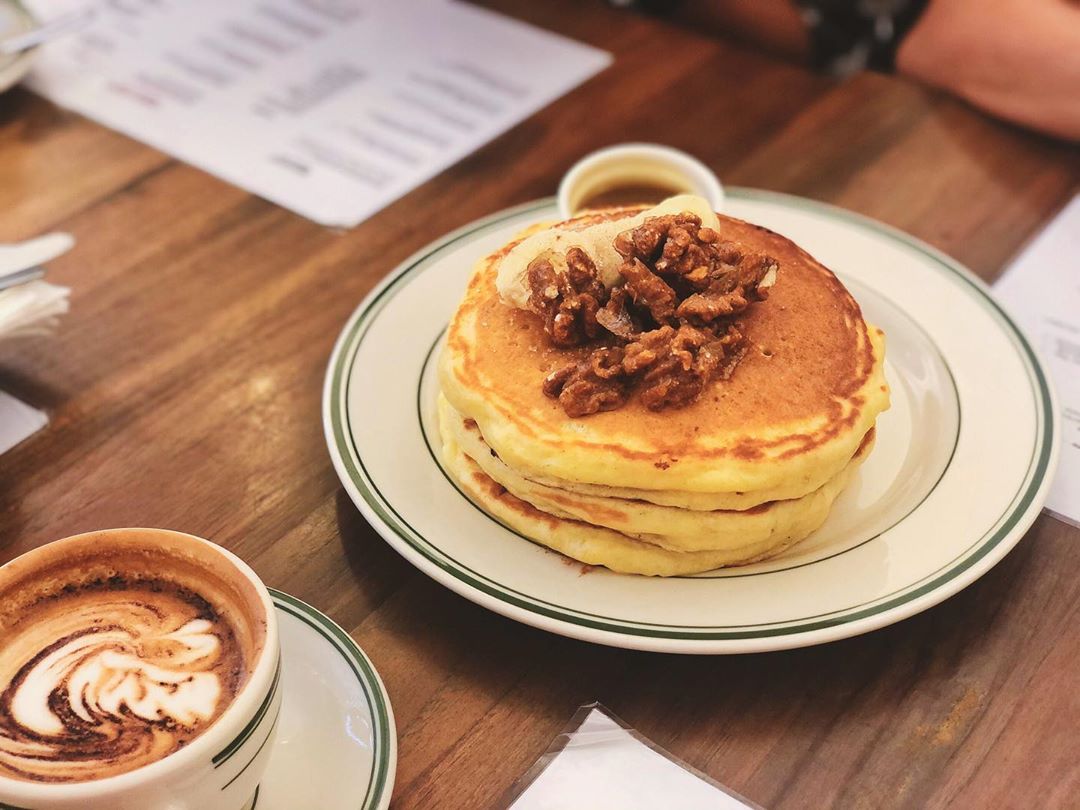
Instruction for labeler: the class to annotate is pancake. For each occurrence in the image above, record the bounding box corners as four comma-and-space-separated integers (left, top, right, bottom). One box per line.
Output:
442, 436, 826, 577
442, 395, 872, 557
439, 393, 875, 553
507, 469, 816, 512
440, 209, 890, 501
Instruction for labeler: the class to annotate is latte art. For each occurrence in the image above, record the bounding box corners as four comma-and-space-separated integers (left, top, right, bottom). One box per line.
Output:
0, 580, 246, 783
12, 619, 221, 734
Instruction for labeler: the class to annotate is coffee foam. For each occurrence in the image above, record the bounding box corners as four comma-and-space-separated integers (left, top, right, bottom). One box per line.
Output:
0, 531, 265, 783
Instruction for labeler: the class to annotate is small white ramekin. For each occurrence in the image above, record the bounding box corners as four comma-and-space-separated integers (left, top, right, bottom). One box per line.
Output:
557, 143, 725, 219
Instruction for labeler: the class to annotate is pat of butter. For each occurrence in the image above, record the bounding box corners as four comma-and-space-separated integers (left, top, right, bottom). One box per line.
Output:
496, 194, 721, 311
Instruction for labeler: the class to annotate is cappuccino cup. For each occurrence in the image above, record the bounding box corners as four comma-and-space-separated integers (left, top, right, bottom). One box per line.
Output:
0, 529, 281, 810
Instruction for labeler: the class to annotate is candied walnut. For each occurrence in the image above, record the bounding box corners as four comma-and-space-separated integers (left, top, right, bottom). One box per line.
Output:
541, 364, 575, 398
639, 363, 707, 410
589, 345, 626, 379
637, 327, 730, 410
677, 287, 749, 322
595, 287, 639, 340
715, 329, 748, 381
657, 237, 744, 282
614, 213, 702, 260
677, 256, 777, 323
565, 247, 605, 301
549, 292, 601, 347
556, 376, 627, 418
651, 219, 698, 271
621, 325, 676, 375
543, 348, 629, 417
619, 258, 677, 325
607, 324, 746, 411
526, 251, 605, 348
709, 253, 777, 296
526, 258, 560, 311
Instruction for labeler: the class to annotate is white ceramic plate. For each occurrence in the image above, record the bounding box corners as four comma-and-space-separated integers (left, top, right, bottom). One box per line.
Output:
0, 2, 37, 95
257, 590, 395, 809
323, 190, 1059, 654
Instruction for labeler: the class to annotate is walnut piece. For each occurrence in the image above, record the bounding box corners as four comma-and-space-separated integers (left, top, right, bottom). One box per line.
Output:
542, 347, 629, 417
594, 287, 639, 340
619, 258, 678, 325
526, 252, 603, 348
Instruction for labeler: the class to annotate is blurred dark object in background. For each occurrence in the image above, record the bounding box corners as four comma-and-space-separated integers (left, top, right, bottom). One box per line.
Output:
613, 0, 1080, 141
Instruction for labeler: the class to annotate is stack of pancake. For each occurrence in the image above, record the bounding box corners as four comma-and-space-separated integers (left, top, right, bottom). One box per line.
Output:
438, 198, 889, 576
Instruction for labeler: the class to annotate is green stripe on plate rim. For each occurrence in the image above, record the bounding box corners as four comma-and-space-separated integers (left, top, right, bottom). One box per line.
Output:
269, 589, 393, 810
213, 657, 281, 767
327, 191, 1056, 640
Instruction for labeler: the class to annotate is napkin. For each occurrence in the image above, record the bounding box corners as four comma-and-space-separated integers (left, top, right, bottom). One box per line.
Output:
0, 390, 47, 454
0, 280, 70, 340
510, 706, 759, 810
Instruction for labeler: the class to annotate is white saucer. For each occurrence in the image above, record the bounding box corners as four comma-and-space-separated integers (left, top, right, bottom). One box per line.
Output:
324, 190, 1059, 654
0, 2, 38, 95
254, 590, 395, 810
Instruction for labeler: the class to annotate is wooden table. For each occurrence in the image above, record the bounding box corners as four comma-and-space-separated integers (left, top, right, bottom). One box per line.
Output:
2, 2, 1078, 807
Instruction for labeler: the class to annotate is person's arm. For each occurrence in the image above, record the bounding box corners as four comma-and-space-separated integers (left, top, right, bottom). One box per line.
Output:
896, 0, 1080, 140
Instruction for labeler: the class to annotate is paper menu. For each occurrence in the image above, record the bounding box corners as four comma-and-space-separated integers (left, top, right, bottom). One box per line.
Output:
510, 707, 757, 810
24, 0, 610, 227
994, 194, 1080, 528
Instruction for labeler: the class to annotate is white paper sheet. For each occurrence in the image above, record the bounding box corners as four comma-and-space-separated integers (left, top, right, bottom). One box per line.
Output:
0, 390, 47, 455
994, 194, 1080, 527
25, 0, 610, 227
511, 708, 756, 810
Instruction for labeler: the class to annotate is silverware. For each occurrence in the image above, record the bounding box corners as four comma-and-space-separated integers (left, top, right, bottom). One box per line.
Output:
0, 9, 94, 56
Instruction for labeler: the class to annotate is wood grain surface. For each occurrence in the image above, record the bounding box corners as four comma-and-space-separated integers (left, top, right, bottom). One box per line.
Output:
1, 1, 1078, 807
